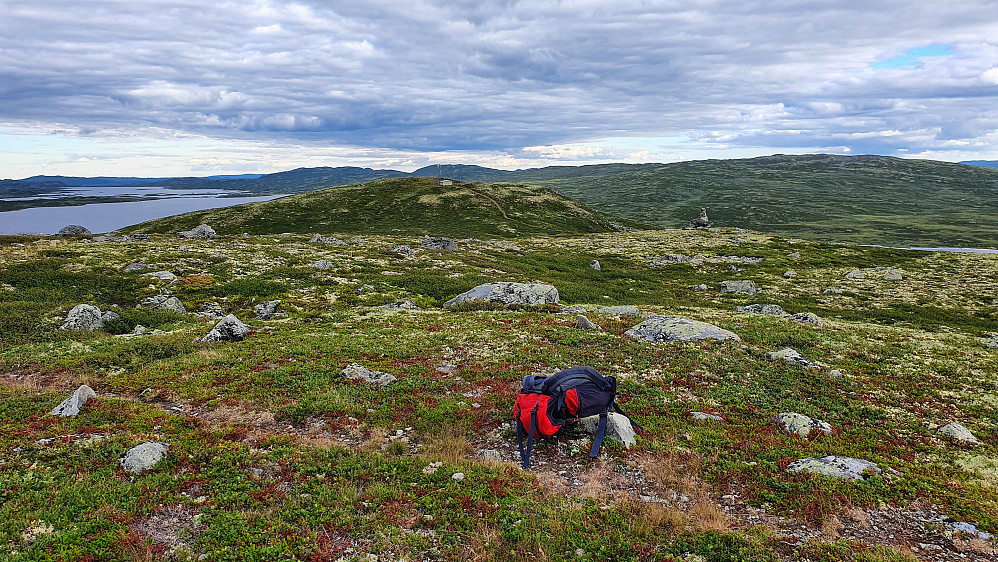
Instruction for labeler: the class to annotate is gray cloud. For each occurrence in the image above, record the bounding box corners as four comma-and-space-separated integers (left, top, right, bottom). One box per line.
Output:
1, 0, 997, 161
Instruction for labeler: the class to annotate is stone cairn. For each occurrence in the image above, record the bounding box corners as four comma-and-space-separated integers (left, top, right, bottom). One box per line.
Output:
687, 207, 710, 229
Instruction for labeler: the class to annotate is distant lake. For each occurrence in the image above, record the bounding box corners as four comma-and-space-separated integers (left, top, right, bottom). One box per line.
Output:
0, 192, 283, 234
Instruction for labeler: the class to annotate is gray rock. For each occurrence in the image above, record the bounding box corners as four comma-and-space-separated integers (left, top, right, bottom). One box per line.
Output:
121, 442, 169, 474
845, 269, 865, 279
719, 280, 757, 294
651, 253, 703, 266
823, 288, 843, 294
788, 312, 823, 326
144, 270, 176, 281
596, 305, 640, 316
951, 522, 993, 540
828, 369, 843, 378
139, 295, 186, 314
787, 252, 801, 258
690, 412, 723, 422
310, 234, 348, 245
200, 314, 250, 343
129, 234, 151, 241
766, 347, 818, 369
785, 456, 881, 480
377, 300, 421, 310
687, 207, 710, 229
309, 260, 335, 270
421, 236, 459, 251
984, 336, 998, 350
179, 224, 216, 239
254, 300, 286, 320
60, 304, 104, 331
392, 245, 415, 256
783, 270, 798, 279
692, 284, 709, 290
937, 422, 978, 444
578, 413, 636, 448
882, 269, 903, 281
589, 260, 601, 271
58, 225, 91, 236
775, 412, 832, 437
559, 305, 588, 314
341, 363, 397, 386
735, 303, 785, 316
123, 262, 154, 272
197, 302, 226, 319
575, 315, 599, 330
444, 282, 559, 308
49, 385, 97, 417
101, 310, 121, 322
355, 284, 376, 293
348, 236, 366, 245
132, 325, 149, 335
625, 315, 740, 343
730, 238, 744, 244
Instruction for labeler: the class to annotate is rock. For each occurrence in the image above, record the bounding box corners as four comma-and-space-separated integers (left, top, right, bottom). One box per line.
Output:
309, 260, 335, 270
144, 271, 176, 281
451, 472, 465, 481
589, 260, 601, 271
310, 234, 347, 245
775, 412, 832, 437
197, 302, 226, 319
254, 300, 286, 320
49, 385, 97, 417
625, 315, 740, 343
721, 494, 737, 506
735, 303, 785, 316
788, 312, 822, 326
179, 224, 216, 239
348, 236, 366, 245
882, 269, 903, 281
578, 412, 636, 448
786, 456, 881, 480
123, 262, 154, 272
101, 310, 120, 322
575, 315, 599, 330
951, 522, 993, 540
58, 225, 91, 236
730, 238, 744, 244
766, 347, 818, 369
129, 234, 151, 241
845, 269, 865, 279
559, 305, 588, 314
200, 315, 250, 343
392, 245, 415, 256
823, 288, 843, 294
692, 284, 709, 290
687, 207, 710, 229
443, 282, 559, 308
60, 304, 104, 331
121, 442, 169, 474
377, 300, 421, 310
355, 284, 376, 294
984, 336, 998, 350
139, 295, 186, 314
651, 253, 703, 266
719, 280, 757, 294
596, 305, 639, 316
787, 252, 801, 258
421, 236, 458, 251
132, 325, 149, 335
937, 422, 978, 444
783, 270, 797, 279
690, 412, 723, 422
828, 369, 843, 378
341, 363, 397, 386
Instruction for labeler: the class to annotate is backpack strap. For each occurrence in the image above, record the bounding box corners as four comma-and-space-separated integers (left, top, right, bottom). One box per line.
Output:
612, 402, 645, 433
588, 408, 610, 458
522, 404, 539, 468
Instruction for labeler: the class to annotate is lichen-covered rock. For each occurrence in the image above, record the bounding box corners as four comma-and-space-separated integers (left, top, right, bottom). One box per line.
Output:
123, 262, 154, 272
139, 295, 186, 314
823, 288, 843, 294
596, 305, 639, 316
735, 303, 785, 316
578, 413, 636, 448
377, 300, 421, 310
788, 312, 823, 326
589, 260, 601, 271
58, 225, 91, 236
310, 234, 347, 245
786, 456, 880, 480
197, 302, 226, 319
392, 245, 415, 256
421, 236, 458, 251
719, 280, 757, 294
783, 270, 798, 279
882, 269, 903, 281
144, 270, 176, 281
845, 269, 865, 279
982, 336, 998, 350
575, 315, 599, 330
309, 260, 334, 270
101, 310, 121, 322
625, 315, 740, 343
444, 282, 559, 308
50, 385, 97, 417
200, 315, 250, 343
121, 442, 169, 474
254, 300, 286, 320
937, 422, 978, 444
766, 347, 818, 368
341, 363, 397, 386
179, 224, 216, 239
775, 412, 832, 437
60, 304, 104, 331
690, 411, 723, 422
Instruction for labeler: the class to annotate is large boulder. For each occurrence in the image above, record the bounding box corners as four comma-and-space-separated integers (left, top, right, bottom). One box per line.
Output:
121, 442, 169, 474
60, 304, 104, 331
625, 315, 740, 343
735, 303, 785, 316
200, 315, 250, 342
786, 456, 881, 480
937, 422, 978, 444
719, 280, 757, 294
49, 385, 97, 417
58, 225, 91, 236
179, 224, 216, 239
139, 295, 186, 314
341, 363, 397, 386
775, 412, 832, 437
444, 282, 559, 308
421, 236, 459, 251
578, 413, 636, 448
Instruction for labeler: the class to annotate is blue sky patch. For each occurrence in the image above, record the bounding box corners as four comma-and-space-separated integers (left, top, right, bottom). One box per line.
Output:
871, 44, 953, 68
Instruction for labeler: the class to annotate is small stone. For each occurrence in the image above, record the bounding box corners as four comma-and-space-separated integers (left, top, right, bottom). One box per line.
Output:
392, 245, 415, 256
589, 260, 601, 271
310, 234, 347, 245
121, 442, 169, 474
788, 312, 822, 326
692, 284, 708, 290
451, 472, 465, 481
132, 325, 148, 335
691, 412, 723, 422
626, 315, 740, 343
982, 336, 998, 350
139, 295, 186, 314
721, 494, 737, 506
60, 304, 104, 331
828, 369, 843, 378
200, 315, 250, 343
575, 315, 599, 330
144, 270, 176, 281
687, 207, 710, 229
253, 300, 285, 320
377, 300, 421, 310
123, 262, 154, 272
937, 422, 978, 444
845, 269, 865, 279
341, 363, 397, 386
787, 252, 800, 258
783, 270, 797, 279
823, 288, 843, 294
578, 412, 637, 448
49, 385, 97, 417
719, 280, 757, 294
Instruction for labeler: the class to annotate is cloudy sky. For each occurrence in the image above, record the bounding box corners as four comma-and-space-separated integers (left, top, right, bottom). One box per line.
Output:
1, 0, 997, 178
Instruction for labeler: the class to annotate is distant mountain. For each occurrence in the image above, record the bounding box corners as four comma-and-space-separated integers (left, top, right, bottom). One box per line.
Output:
960, 160, 998, 168
20, 175, 165, 187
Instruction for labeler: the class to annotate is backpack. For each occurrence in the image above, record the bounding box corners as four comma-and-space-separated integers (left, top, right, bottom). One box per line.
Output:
513, 365, 642, 468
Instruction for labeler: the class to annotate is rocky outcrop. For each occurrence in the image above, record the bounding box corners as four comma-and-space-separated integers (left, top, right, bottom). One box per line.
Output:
775, 412, 832, 437
735, 303, 785, 315
310, 234, 347, 245
392, 245, 415, 257
341, 363, 397, 386
578, 413, 636, 448
309, 260, 334, 270
179, 224, 216, 239
49, 385, 97, 417
937, 422, 978, 444
421, 237, 458, 251
60, 304, 104, 331
139, 295, 186, 314
444, 282, 559, 308
625, 315, 740, 343
121, 442, 169, 474
719, 280, 757, 294
786, 456, 881, 480
200, 315, 250, 343
254, 300, 286, 320
58, 225, 91, 236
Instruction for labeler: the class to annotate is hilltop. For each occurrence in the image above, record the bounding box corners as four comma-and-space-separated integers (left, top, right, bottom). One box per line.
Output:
120, 176, 641, 237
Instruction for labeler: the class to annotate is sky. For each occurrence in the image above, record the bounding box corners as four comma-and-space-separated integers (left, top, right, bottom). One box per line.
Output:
1, 0, 997, 178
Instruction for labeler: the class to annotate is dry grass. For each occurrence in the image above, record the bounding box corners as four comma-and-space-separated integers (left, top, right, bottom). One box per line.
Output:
821, 515, 844, 539
420, 426, 473, 462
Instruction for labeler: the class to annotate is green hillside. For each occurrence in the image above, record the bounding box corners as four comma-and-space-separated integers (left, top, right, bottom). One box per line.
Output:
121, 176, 641, 237
508, 155, 998, 248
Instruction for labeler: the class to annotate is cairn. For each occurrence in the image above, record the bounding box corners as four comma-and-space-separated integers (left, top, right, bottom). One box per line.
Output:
687, 207, 710, 229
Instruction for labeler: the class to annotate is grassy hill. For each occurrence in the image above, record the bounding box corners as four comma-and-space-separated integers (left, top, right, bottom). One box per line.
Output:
507, 155, 998, 248
121, 176, 641, 237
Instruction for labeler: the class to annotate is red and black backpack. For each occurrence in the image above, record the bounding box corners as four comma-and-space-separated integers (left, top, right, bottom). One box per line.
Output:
513, 365, 641, 468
